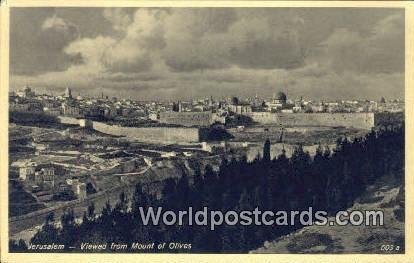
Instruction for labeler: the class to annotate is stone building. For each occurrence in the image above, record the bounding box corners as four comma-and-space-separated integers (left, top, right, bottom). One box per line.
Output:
228, 103, 253, 114
18, 163, 36, 181
34, 166, 55, 190
72, 181, 87, 200
16, 85, 35, 98
62, 101, 81, 116
228, 97, 253, 114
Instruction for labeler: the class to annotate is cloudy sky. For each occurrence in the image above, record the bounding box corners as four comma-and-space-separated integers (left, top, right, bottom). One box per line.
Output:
10, 7, 404, 100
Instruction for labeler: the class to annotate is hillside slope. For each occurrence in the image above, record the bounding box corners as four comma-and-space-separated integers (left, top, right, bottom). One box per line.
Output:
252, 174, 404, 254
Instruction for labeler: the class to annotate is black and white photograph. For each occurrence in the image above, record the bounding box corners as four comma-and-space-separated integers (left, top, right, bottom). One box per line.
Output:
2, 3, 408, 259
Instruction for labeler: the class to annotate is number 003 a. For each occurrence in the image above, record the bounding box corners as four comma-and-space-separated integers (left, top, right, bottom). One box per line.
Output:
381, 245, 400, 251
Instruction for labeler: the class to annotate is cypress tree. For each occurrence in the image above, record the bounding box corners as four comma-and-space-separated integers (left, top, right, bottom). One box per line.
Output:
263, 138, 271, 162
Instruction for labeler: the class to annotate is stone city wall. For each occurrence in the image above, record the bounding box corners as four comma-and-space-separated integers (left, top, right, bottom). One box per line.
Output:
159, 111, 215, 127
244, 112, 376, 129
58, 116, 200, 143
92, 121, 200, 143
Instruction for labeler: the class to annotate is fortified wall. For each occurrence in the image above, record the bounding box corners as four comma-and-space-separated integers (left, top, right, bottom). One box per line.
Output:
58, 117, 200, 143
92, 122, 200, 143
244, 112, 376, 129
159, 111, 223, 127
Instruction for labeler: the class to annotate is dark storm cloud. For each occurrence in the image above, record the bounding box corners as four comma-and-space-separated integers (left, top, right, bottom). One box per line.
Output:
318, 13, 404, 74
98, 72, 164, 83
161, 9, 306, 72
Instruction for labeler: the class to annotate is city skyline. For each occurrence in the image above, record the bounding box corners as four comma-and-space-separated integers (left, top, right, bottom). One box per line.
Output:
10, 8, 404, 100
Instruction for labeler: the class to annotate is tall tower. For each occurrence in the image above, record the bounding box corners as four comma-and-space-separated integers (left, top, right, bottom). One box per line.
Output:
65, 87, 72, 99
23, 85, 35, 98
178, 101, 183, 112
172, 101, 183, 112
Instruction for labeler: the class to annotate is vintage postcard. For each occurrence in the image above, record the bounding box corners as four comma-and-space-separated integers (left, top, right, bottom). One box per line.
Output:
0, 1, 412, 262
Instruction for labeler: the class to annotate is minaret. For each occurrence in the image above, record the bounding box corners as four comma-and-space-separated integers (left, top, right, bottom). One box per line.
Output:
64, 87, 72, 98
178, 101, 183, 112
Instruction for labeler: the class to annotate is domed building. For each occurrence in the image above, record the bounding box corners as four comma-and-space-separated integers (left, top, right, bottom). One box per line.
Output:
265, 91, 288, 112
274, 92, 287, 105
17, 85, 35, 98
231, 96, 239, 105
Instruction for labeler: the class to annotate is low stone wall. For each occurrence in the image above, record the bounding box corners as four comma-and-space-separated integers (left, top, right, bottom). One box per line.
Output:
58, 116, 80, 125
